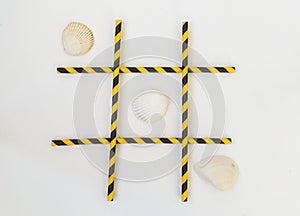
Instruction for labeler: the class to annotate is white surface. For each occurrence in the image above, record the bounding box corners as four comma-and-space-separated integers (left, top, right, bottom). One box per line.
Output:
1, 0, 300, 215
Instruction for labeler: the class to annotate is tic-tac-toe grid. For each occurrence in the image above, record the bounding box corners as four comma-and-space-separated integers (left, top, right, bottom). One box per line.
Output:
52, 20, 235, 202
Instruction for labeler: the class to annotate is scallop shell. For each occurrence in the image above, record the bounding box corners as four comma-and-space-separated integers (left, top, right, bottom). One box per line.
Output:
62, 22, 94, 56
194, 155, 239, 191
131, 90, 170, 123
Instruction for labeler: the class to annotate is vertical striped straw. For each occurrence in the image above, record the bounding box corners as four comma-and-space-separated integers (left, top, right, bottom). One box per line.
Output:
181, 21, 189, 202
107, 20, 122, 201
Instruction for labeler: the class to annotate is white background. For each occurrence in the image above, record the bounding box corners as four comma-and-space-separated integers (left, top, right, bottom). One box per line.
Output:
1, 0, 300, 215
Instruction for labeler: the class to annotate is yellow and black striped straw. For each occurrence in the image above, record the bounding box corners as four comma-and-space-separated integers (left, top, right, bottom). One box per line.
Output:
57, 66, 235, 74
51, 137, 232, 146
181, 21, 189, 202
107, 20, 122, 201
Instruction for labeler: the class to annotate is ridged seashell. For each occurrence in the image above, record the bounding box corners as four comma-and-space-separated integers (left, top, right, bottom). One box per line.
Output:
62, 22, 94, 56
194, 155, 239, 191
131, 90, 170, 123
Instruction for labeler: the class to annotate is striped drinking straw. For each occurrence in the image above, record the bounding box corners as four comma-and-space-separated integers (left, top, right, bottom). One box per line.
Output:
181, 21, 189, 202
107, 20, 122, 201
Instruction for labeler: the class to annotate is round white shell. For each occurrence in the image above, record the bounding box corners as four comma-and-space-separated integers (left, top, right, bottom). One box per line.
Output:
62, 22, 94, 56
194, 155, 239, 191
130, 90, 170, 123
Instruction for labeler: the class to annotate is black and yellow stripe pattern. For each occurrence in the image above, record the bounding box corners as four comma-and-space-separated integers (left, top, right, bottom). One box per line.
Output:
52, 138, 110, 146
181, 21, 189, 202
188, 66, 235, 73
57, 67, 113, 74
188, 138, 232, 144
107, 20, 122, 202
120, 66, 182, 73
51, 137, 232, 146
57, 66, 235, 74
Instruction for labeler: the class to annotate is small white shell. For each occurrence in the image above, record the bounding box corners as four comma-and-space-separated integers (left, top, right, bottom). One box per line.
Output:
130, 90, 170, 123
194, 155, 239, 191
62, 22, 94, 56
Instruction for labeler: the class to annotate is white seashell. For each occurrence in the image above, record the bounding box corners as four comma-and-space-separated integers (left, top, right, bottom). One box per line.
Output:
131, 90, 170, 123
62, 22, 94, 56
194, 155, 239, 191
